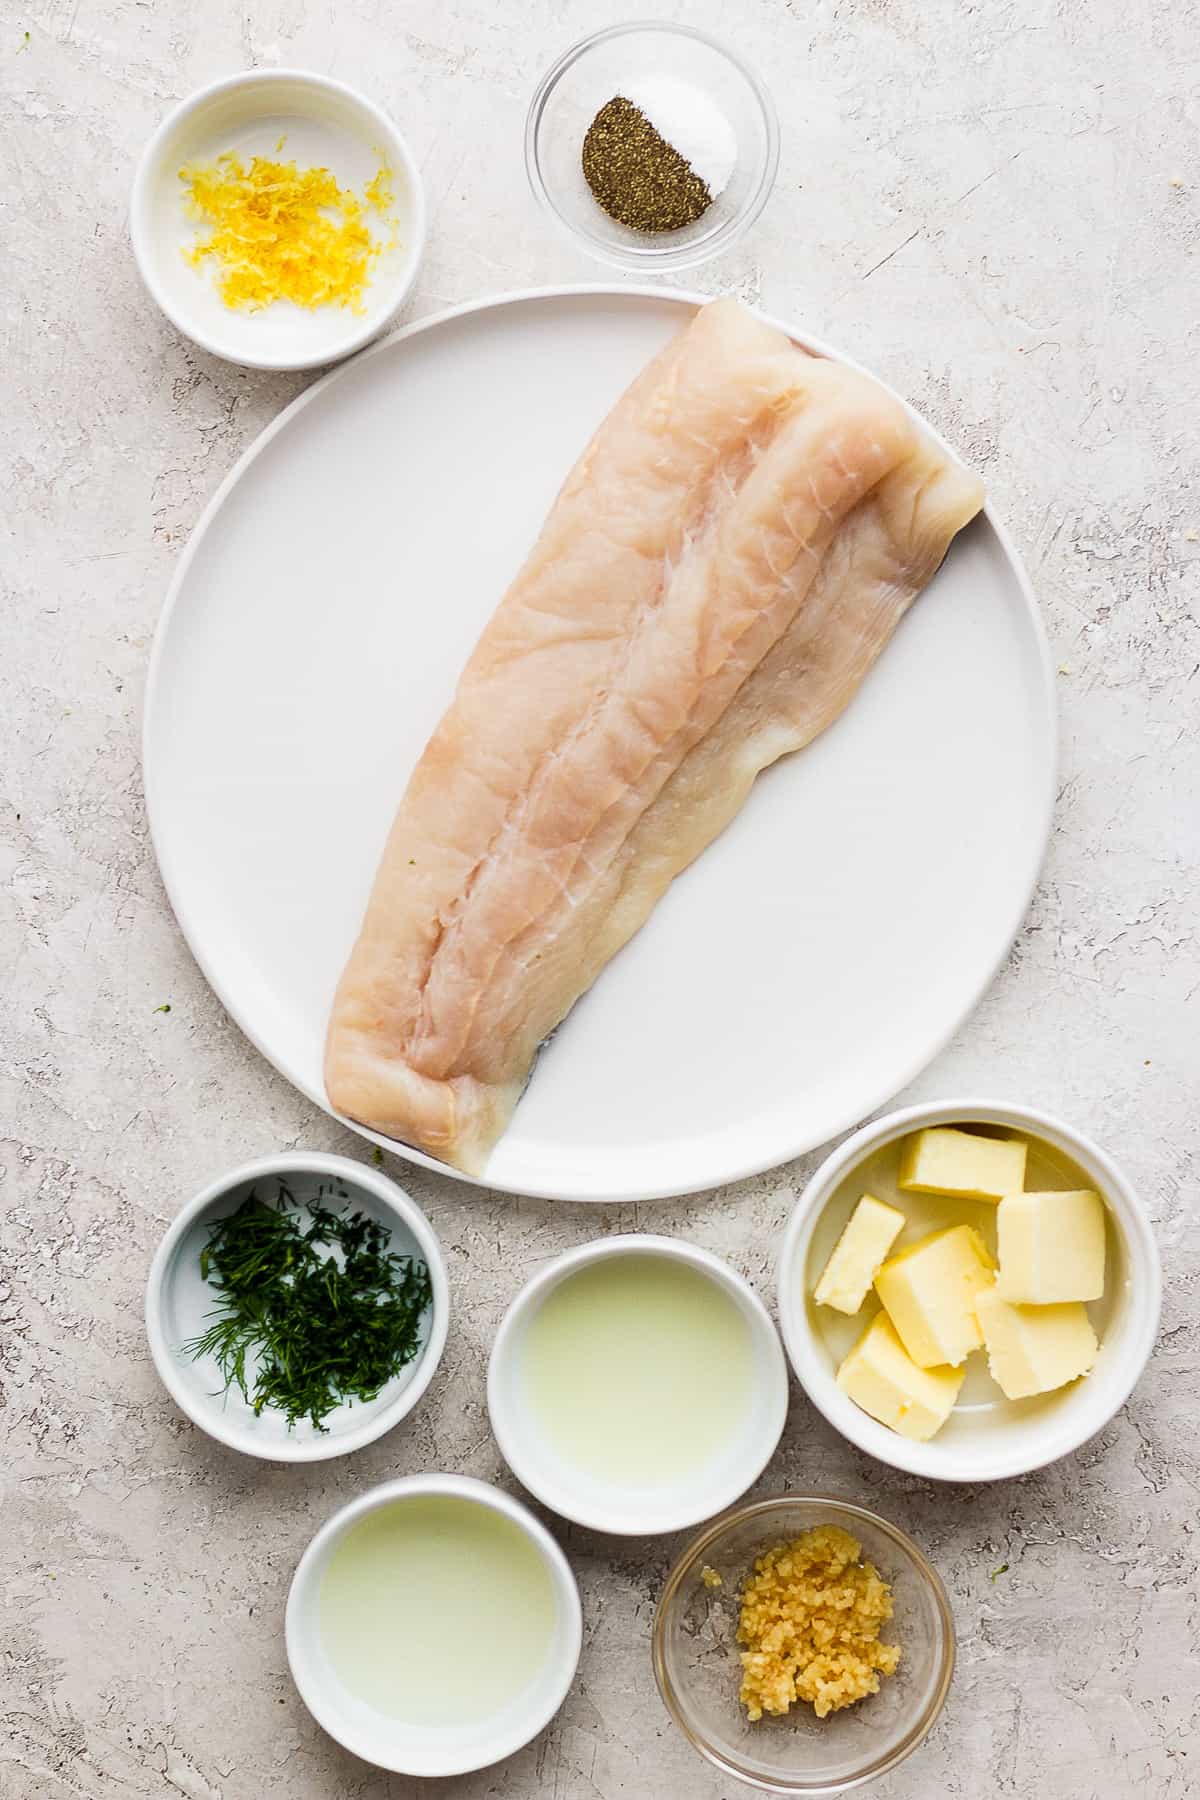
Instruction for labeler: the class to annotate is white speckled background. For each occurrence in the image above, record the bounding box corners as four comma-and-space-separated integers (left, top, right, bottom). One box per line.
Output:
2, 0, 1198, 1794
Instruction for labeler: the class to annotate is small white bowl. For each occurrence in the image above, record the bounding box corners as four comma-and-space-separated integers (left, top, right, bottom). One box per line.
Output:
286, 1473, 582, 1776
145, 1151, 448, 1461
131, 69, 426, 370
488, 1234, 788, 1535
778, 1100, 1162, 1483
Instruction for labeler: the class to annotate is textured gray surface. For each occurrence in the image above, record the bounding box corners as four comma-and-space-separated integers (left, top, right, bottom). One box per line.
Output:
2, 0, 1198, 1795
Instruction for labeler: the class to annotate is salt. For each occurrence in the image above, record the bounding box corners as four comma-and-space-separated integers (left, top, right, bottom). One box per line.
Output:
621, 75, 738, 200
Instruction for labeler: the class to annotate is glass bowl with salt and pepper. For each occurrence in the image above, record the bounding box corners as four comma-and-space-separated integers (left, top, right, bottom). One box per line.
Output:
526, 22, 779, 272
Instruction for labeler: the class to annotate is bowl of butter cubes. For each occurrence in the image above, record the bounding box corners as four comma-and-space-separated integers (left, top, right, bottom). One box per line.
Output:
777, 1099, 1161, 1481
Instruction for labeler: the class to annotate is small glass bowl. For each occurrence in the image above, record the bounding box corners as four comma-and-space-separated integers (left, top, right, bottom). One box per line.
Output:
525, 22, 779, 273
652, 1496, 954, 1796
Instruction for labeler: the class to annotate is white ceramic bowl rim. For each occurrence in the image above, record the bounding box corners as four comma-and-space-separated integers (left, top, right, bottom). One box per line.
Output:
285, 1472, 583, 1777
777, 1098, 1162, 1483
488, 1232, 789, 1534
144, 1150, 450, 1462
129, 67, 427, 371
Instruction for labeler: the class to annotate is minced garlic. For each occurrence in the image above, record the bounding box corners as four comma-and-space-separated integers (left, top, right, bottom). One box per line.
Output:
737, 1525, 900, 1721
179, 153, 395, 314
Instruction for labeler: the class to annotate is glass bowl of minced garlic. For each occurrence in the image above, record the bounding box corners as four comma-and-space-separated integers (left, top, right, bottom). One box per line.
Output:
778, 1099, 1161, 1484
652, 1496, 953, 1795
526, 23, 779, 272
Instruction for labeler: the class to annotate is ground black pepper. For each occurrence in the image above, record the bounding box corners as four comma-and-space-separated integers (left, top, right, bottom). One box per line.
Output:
581, 95, 713, 234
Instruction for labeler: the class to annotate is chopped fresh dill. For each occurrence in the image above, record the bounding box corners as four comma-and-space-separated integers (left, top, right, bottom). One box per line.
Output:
183, 1179, 431, 1431
989, 1563, 1009, 1582
152, 1002, 171, 1013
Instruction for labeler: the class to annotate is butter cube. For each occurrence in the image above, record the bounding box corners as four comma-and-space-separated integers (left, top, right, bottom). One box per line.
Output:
976, 1286, 1099, 1399
898, 1127, 1027, 1202
996, 1189, 1106, 1303
836, 1311, 964, 1441
874, 1225, 995, 1367
813, 1195, 905, 1314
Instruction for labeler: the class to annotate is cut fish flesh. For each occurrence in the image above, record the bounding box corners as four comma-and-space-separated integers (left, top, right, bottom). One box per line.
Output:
325, 299, 984, 1173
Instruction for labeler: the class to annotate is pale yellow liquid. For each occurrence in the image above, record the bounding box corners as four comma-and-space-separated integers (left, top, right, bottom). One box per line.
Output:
319, 1497, 556, 1725
521, 1255, 755, 1485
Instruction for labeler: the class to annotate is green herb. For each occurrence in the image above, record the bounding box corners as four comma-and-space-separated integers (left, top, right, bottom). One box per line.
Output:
183, 1180, 431, 1431
582, 96, 712, 234
18, 28, 30, 51
989, 1563, 1009, 1581
371, 1146, 384, 1167
152, 1002, 171, 1014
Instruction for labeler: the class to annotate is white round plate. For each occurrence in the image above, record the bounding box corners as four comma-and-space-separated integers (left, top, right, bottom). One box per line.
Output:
144, 287, 1055, 1203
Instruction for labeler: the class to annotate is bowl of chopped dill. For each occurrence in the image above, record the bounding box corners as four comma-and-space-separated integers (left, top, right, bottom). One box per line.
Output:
145, 1152, 448, 1461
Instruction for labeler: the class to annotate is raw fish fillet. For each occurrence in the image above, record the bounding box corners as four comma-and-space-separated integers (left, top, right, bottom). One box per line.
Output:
325, 299, 984, 1172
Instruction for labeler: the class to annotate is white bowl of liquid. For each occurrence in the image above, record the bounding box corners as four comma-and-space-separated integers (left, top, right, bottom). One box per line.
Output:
286, 1474, 582, 1776
777, 1099, 1161, 1482
488, 1235, 789, 1536
131, 68, 426, 370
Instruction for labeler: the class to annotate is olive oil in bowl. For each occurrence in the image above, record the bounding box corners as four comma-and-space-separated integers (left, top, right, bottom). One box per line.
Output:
488, 1236, 790, 1535
287, 1476, 582, 1777
523, 1253, 754, 1483
319, 1495, 556, 1724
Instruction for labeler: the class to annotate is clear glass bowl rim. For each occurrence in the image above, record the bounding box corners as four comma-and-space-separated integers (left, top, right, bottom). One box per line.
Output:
524, 20, 781, 273
651, 1492, 956, 1797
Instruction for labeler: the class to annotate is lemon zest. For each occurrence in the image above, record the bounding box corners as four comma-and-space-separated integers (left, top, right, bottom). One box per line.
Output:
179, 152, 397, 315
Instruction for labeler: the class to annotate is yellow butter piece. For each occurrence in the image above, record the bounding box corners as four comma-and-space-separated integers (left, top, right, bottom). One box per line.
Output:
813, 1195, 905, 1315
898, 1127, 1027, 1201
975, 1286, 1098, 1399
836, 1311, 963, 1441
874, 1225, 995, 1368
995, 1189, 1106, 1303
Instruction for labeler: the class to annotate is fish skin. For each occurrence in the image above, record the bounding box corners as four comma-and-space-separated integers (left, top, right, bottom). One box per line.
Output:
325, 300, 984, 1172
